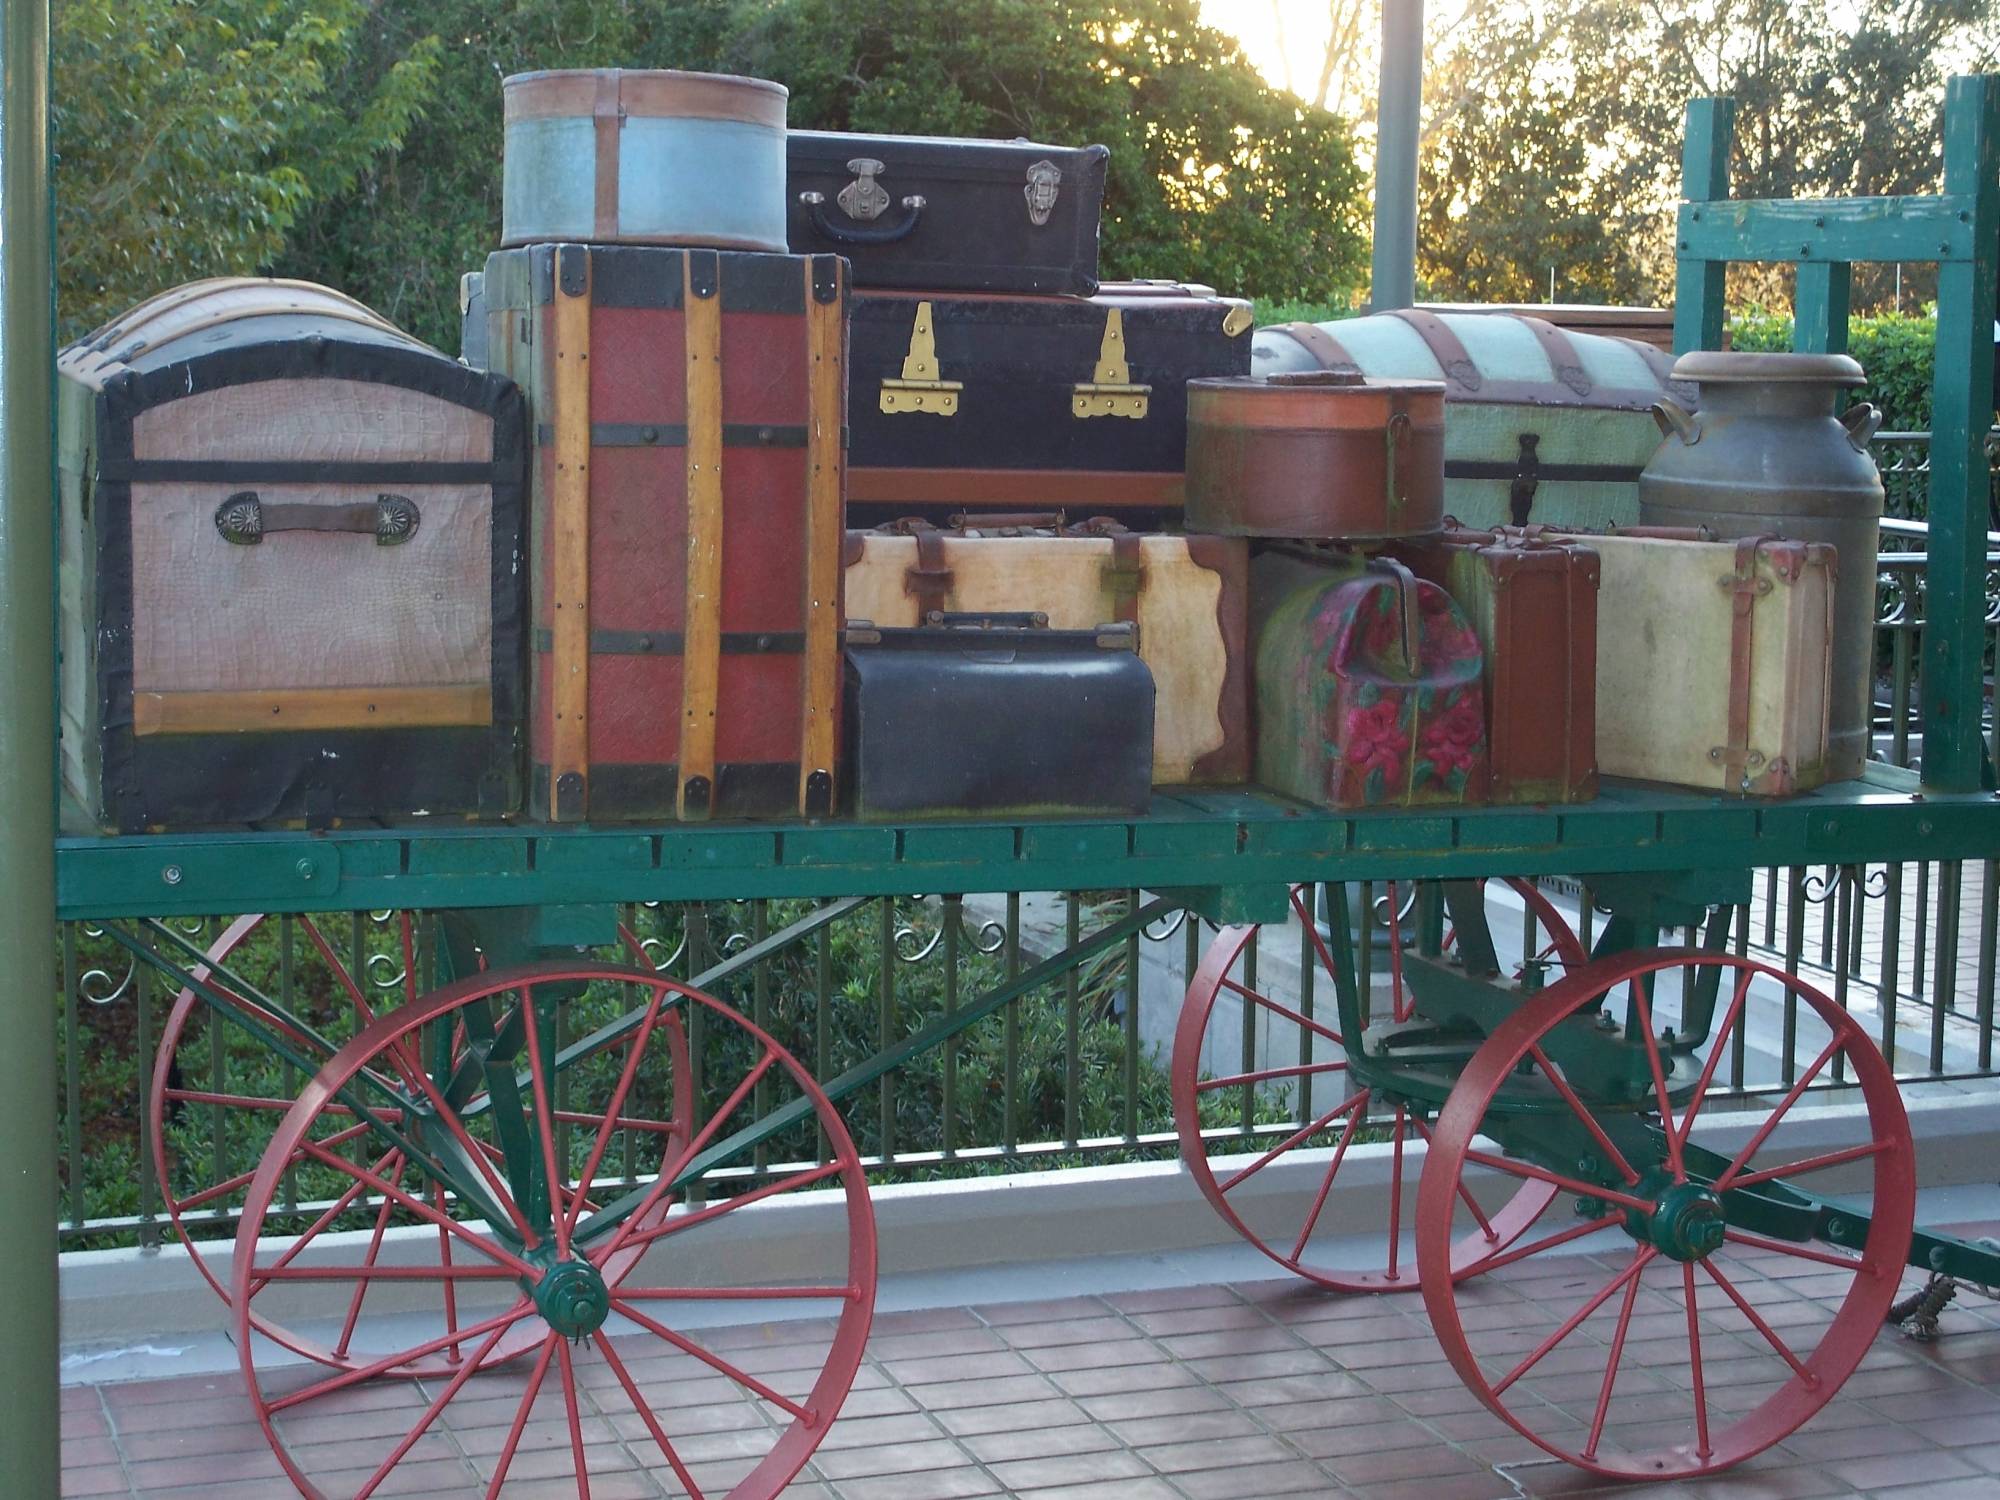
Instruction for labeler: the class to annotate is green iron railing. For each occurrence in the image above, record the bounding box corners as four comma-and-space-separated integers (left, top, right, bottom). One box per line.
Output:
52, 867, 2000, 1250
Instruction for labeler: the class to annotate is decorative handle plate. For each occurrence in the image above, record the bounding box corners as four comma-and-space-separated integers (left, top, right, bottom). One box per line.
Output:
215, 492, 420, 546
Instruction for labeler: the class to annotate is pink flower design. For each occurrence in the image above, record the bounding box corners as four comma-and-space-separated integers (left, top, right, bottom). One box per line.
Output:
1420, 694, 1487, 779
1344, 698, 1410, 779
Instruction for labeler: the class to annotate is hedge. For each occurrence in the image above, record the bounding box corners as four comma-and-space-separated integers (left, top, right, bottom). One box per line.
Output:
1728, 311, 1940, 433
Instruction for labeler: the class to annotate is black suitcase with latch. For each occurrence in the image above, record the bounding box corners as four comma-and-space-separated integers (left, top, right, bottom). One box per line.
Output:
787, 131, 1110, 295
843, 612, 1154, 819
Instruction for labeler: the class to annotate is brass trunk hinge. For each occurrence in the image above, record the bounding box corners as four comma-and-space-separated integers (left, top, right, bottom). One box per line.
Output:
879, 301, 962, 415
1072, 308, 1151, 419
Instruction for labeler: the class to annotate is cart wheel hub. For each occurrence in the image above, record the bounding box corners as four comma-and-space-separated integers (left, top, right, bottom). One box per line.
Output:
1640, 1181, 1727, 1263
534, 1258, 611, 1337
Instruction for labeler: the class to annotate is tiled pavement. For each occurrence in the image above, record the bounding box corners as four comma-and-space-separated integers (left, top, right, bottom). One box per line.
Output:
59, 1237, 2000, 1500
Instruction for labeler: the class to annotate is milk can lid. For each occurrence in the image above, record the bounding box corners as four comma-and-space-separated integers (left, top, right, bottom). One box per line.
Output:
1670, 350, 1867, 386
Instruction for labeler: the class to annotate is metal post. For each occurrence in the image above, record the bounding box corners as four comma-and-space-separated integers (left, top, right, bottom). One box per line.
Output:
1370, 0, 1424, 312
0, 0, 60, 1486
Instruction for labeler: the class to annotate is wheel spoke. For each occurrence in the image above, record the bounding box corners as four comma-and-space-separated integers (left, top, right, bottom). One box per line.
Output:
592, 1048, 777, 1261
1722, 1228, 1866, 1271
334, 1159, 405, 1358
252, 1264, 518, 1284
434, 1180, 462, 1366
610, 1297, 813, 1422
298, 915, 427, 1083
1726, 1140, 1887, 1190
519, 983, 572, 1258
594, 1330, 707, 1500
1526, 1044, 1642, 1186
1218, 978, 1345, 1046
1711, 1036, 1843, 1192
1683, 1261, 1712, 1460
389, 1031, 541, 1247
564, 983, 667, 1237
1624, 978, 1683, 1180
1289, 1095, 1369, 1261
1674, 971, 1754, 1151
1461, 1147, 1652, 1215
1584, 1258, 1646, 1458
1469, 1212, 1621, 1276
1415, 1119, 1496, 1241
290, 1138, 538, 1278
604, 1161, 845, 1268
485, 1335, 557, 1500
619, 1285, 857, 1302
1218, 1095, 1366, 1195
353, 1310, 525, 1500
1493, 1248, 1655, 1397
268, 1298, 532, 1415
1386, 1105, 1407, 1280
1196, 1059, 1349, 1094
256, 1144, 403, 1280
1700, 1258, 1814, 1381
554, 1337, 594, 1500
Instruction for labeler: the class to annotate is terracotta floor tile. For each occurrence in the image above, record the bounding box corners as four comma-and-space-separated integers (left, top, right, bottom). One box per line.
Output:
1826, 1448, 1979, 1489
813, 1439, 980, 1482
983, 1446, 1154, 1490
828, 1467, 1002, 1500
1173, 1458, 1347, 1498
59, 1463, 130, 1499
927, 1397, 1093, 1438
958, 1421, 1121, 1466
1137, 1431, 1296, 1473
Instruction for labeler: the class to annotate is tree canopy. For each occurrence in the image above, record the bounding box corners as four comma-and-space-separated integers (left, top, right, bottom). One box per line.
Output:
53, 0, 1368, 349
52, 0, 437, 339
1418, 0, 2000, 308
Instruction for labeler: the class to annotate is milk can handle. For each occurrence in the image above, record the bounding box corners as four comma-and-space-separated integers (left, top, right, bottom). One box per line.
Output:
1839, 401, 1883, 453
1650, 398, 1701, 446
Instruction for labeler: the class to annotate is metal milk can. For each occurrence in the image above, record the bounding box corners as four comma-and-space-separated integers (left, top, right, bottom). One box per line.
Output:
1640, 351, 1884, 781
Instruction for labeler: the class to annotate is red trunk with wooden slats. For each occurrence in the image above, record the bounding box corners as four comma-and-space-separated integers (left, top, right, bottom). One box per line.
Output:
484, 243, 846, 821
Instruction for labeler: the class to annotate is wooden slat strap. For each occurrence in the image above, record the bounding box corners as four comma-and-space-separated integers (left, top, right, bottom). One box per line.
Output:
593, 69, 623, 241
904, 527, 954, 617
1382, 308, 1483, 395
549, 245, 594, 821
1717, 535, 1770, 791
1273, 321, 1362, 375
1515, 315, 1593, 399
678, 250, 725, 820
799, 255, 844, 817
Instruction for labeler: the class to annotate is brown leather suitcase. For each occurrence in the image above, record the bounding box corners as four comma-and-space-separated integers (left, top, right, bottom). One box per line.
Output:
1393, 527, 1599, 804
483, 243, 846, 822
842, 514, 1249, 784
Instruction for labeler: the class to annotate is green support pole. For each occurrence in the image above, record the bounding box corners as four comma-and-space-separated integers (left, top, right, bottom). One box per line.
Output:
1793, 261, 1852, 356
0, 0, 60, 1486
1922, 75, 2000, 791
1369, 0, 1424, 312
1674, 97, 1734, 355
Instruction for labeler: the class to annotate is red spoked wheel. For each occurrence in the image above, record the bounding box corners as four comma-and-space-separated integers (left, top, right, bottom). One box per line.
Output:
1419, 950, 1914, 1478
232, 960, 873, 1500
1172, 879, 1583, 1290
151, 915, 691, 1377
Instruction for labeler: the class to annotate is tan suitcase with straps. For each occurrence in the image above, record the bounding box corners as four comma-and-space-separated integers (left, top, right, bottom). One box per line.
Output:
843, 514, 1249, 784
1518, 527, 1837, 796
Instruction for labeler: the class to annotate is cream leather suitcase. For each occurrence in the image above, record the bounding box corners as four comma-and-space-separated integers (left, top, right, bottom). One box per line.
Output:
1529, 530, 1836, 796
843, 519, 1249, 784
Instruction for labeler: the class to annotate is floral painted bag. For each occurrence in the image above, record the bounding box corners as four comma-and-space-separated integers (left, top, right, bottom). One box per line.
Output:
1253, 554, 1489, 809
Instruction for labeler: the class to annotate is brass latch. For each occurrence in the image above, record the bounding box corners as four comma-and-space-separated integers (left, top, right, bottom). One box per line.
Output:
880, 301, 963, 416
1072, 308, 1150, 419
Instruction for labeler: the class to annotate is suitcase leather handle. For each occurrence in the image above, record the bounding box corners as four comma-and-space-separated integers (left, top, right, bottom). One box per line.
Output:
214, 491, 419, 546
799, 190, 927, 245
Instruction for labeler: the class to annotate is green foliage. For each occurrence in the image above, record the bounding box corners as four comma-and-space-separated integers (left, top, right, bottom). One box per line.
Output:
1252, 297, 1353, 328
272, 0, 1367, 349
1729, 310, 1939, 432
52, 0, 439, 340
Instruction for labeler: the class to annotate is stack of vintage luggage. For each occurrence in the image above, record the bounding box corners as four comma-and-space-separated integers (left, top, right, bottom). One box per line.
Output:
52, 63, 1874, 835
